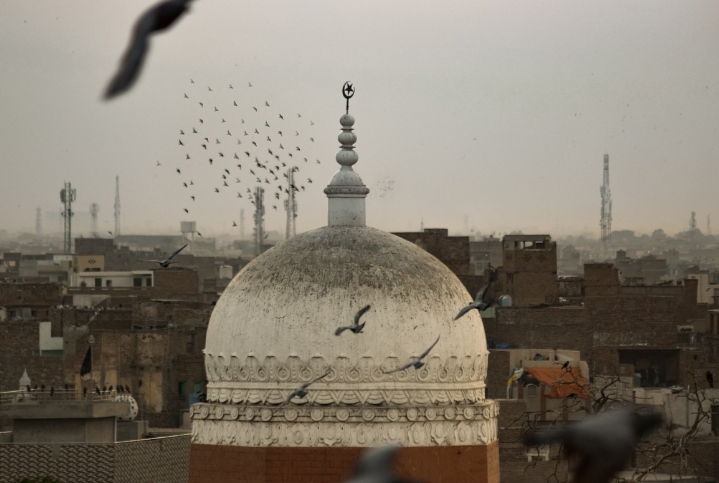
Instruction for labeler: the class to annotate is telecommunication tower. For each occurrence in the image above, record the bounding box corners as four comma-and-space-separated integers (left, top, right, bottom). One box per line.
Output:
60, 182, 76, 253
240, 209, 245, 240
89, 203, 99, 237
35, 208, 42, 237
113, 176, 121, 236
708, 215, 712, 236
284, 167, 298, 239
599, 154, 612, 252
690, 211, 697, 247
253, 187, 265, 256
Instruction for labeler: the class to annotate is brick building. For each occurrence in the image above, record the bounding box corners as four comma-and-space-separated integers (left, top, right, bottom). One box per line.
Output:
495, 235, 558, 307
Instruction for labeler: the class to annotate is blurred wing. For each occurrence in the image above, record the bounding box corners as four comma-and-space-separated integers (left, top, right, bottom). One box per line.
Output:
334, 326, 350, 336
418, 335, 440, 359
167, 244, 188, 260
453, 304, 475, 321
104, 11, 155, 99
353, 304, 371, 325
474, 283, 489, 303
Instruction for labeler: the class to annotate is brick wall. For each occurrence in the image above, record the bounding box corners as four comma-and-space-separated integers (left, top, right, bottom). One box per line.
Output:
0, 322, 65, 393
189, 443, 499, 483
0, 435, 189, 483
487, 350, 511, 400
392, 230, 472, 277
153, 269, 200, 297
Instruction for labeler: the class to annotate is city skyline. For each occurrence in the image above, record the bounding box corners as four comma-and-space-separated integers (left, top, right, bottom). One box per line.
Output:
1, 1, 718, 238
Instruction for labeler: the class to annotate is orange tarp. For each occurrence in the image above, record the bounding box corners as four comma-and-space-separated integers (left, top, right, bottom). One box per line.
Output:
525, 367, 590, 399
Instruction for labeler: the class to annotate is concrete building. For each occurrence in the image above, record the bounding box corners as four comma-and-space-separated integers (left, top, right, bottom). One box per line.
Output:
614, 250, 667, 285
72, 270, 154, 289
189, 104, 499, 483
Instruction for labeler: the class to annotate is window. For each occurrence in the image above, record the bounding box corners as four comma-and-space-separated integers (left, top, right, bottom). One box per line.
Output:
94, 278, 102, 288
105, 280, 112, 287
145, 278, 152, 287
178, 381, 186, 397
193, 382, 202, 394
133, 278, 142, 287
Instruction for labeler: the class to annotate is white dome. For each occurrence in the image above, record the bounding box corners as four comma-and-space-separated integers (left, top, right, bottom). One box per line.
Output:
203, 226, 489, 403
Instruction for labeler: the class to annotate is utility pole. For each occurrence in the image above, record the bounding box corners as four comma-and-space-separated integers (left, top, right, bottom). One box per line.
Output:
600, 154, 612, 254
284, 167, 298, 240
114, 176, 121, 237
90, 203, 99, 237
253, 187, 265, 256
60, 182, 76, 253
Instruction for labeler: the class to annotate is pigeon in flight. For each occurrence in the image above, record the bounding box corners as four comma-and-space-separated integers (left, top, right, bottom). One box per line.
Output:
148, 244, 187, 268
265, 101, 270, 107
384, 336, 440, 374
253, 107, 257, 112
524, 410, 663, 483
279, 114, 283, 119
282, 371, 331, 404
229, 84, 233, 89
184, 208, 188, 213
104, 0, 193, 99
215, 188, 220, 193
454, 280, 493, 321
178, 139, 184, 146
199, 102, 203, 107
176, 168, 181, 174
335, 305, 371, 336
232, 221, 237, 227
186, 154, 190, 160
156, 160, 161, 166
183, 93, 188, 98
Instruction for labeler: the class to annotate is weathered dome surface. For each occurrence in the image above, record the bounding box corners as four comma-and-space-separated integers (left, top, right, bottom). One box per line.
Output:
206, 225, 486, 365
193, 225, 498, 448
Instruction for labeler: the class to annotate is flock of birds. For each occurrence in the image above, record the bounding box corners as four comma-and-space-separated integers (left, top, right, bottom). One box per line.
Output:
169, 80, 323, 229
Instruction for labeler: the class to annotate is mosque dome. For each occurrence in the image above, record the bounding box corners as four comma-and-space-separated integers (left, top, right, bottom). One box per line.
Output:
192, 93, 497, 449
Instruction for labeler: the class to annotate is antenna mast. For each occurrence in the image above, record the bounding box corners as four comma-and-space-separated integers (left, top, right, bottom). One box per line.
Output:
90, 203, 99, 237
114, 176, 121, 237
253, 187, 265, 256
284, 167, 298, 239
240, 209, 245, 240
60, 182, 76, 253
600, 154, 612, 253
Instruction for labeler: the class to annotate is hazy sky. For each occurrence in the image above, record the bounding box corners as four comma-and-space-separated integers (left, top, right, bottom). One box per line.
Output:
1, 1, 718, 239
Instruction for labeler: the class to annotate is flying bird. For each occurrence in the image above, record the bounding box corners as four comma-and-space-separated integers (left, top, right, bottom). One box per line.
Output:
279, 114, 283, 119
104, 0, 193, 99
147, 244, 187, 268
232, 221, 237, 227
183, 208, 189, 213
265, 101, 270, 107
183, 93, 188, 98
282, 371, 330, 404
178, 139, 184, 146
156, 160, 161, 166
524, 410, 663, 483
176, 168, 181, 174
335, 305, 371, 336
454, 280, 493, 321
249, 82, 252, 87
384, 336, 440, 374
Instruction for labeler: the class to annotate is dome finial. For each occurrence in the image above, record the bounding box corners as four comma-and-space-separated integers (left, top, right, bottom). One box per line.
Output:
342, 81, 355, 115
324, 82, 369, 227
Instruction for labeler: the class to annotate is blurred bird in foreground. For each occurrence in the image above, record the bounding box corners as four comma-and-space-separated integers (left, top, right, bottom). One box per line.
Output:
105, 0, 193, 99
343, 446, 419, 483
524, 409, 663, 483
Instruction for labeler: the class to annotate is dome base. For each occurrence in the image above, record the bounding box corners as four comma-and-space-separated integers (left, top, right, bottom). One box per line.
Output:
189, 442, 499, 483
